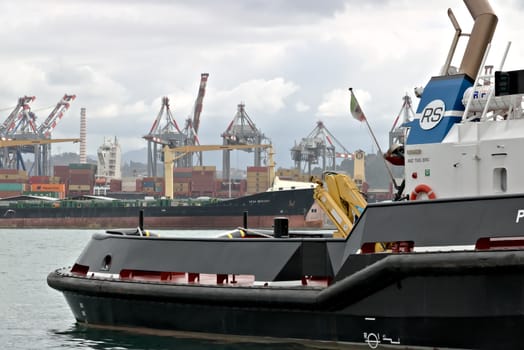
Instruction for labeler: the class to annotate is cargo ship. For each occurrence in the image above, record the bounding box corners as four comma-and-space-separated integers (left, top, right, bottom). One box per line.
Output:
0, 179, 319, 229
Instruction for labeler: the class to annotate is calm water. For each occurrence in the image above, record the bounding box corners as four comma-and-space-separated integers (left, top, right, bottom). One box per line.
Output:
1, 228, 367, 350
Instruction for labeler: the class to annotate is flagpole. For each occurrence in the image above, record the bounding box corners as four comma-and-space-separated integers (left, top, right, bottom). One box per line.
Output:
349, 88, 399, 189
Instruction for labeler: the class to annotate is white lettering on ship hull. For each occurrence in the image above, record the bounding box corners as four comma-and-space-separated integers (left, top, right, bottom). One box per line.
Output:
516, 209, 524, 223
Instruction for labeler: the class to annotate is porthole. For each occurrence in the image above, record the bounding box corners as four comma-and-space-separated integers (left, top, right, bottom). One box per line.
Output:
101, 255, 112, 271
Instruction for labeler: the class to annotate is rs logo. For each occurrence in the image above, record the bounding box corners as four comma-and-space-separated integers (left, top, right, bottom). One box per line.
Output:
419, 99, 445, 130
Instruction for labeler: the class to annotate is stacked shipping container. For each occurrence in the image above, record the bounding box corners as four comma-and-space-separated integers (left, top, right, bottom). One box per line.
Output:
173, 167, 192, 197
0, 169, 27, 197
137, 177, 164, 196
191, 166, 216, 197
68, 163, 97, 196
246, 166, 270, 194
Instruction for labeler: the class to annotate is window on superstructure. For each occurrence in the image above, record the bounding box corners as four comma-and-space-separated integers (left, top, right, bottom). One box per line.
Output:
493, 167, 507, 193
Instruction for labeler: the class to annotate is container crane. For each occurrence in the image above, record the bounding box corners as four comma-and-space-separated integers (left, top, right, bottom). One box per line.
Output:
143, 96, 185, 177
0, 94, 77, 175
385, 94, 414, 166
0, 96, 36, 138
221, 103, 268, 181
37, 94, 77, 175
291, 121, 352, 175
4, 97, 38, 136
162, 143, 274, 199
0, 96, 38, 172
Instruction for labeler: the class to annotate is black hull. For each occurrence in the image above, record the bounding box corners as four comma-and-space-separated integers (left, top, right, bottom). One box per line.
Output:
57, 293, 524, 349
48, 194, 524, 348
0, 188, 317, 229
49, 249, 524, 349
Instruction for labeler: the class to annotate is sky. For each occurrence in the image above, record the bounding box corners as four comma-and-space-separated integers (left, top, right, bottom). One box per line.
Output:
1, 0, 523, 170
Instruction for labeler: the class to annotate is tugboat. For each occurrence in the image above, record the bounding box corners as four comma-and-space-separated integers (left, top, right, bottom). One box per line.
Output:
48, 1, 524, 348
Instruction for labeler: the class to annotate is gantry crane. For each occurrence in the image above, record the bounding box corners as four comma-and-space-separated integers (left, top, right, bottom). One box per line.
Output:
37, 94, 77, 175
144, 74, 210, 175
162, 143, 274, 199
143, 96, 185, 177
2, 96, 38, 137
291, 121, 352, 175
221, 103, 269, 181
0, 96, 36, 138
389, 94, 414, 148
0, 94, 76, 175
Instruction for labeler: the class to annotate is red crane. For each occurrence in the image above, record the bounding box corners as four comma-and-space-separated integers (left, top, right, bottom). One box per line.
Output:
38, 94, 76, 138
184, 73, 209, 165
0, 96, 36, 137
192, 73, 209, 138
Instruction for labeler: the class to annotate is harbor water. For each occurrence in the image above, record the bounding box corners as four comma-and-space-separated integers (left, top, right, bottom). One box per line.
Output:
1, 228, 368, 350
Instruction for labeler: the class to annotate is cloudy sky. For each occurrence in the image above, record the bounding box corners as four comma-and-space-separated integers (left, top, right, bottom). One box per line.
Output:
1, 0, 523, 170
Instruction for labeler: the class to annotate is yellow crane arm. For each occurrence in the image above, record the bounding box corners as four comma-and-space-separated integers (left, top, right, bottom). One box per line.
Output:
312, 172, 367, 238
163, 144, 274, 199
170, 144, 271, 153
0, 138, 80, 147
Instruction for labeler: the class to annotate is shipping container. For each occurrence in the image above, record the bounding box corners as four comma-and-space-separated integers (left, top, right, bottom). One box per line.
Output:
69, 169, 96, 176
53, 166, 69, 183
68, 184, 91, 191
174, 177, 191, 184
69, 163, 97, 171
69, 173, 94, 183
247, 166, 269, 173
192, 165, 216, 172
136, 179, 143, 192
49, 176, 62, 184
110, 179, 122, 192
143, 181, 155, 188
0, 171, 28, 182
30, 183, 65, 193
0, 169, 18, 174
174, 168, 192, 178
0, 183, 26, 191
191, 179, 215, 192
29, 176, 50, 184
173, 182, 191, 197
143, 177, 163, 182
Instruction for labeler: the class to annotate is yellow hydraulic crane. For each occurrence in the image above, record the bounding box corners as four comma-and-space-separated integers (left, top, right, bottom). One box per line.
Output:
311, 171, 367, 238
163, 144, 274, 199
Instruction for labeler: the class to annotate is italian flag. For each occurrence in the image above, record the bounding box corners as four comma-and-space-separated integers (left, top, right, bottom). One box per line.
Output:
349, 88, 366, 122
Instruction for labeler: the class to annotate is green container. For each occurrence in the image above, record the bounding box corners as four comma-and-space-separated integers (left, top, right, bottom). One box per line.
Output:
69, 163, 97, 170
0, 183, 24, 191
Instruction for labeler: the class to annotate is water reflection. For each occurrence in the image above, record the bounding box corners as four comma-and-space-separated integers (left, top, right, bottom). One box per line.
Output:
52, 324, 328, 350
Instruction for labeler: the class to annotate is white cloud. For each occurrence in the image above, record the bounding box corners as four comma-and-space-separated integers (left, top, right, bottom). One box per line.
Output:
295, 101, 310, 112
206, 78, 299, 117
316, 88, 371, 118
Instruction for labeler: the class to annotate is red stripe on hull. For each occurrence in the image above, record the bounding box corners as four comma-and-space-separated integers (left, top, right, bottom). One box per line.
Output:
0, 215, 320, 229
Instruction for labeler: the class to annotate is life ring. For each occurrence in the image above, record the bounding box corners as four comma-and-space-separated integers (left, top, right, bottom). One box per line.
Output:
410, 184, 436, 200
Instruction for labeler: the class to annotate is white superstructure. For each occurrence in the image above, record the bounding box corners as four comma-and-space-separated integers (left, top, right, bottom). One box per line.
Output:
97, 137, 122, 180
